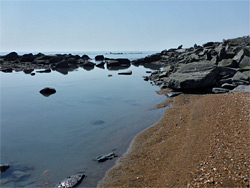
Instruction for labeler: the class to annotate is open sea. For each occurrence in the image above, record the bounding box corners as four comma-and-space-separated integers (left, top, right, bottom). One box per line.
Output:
0, 51, 166, 187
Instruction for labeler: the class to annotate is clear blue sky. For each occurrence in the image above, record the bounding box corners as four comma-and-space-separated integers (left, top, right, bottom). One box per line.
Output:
0, 0, 249, 52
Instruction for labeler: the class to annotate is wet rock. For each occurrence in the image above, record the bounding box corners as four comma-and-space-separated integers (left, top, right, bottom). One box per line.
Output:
96, 62, 105, 68
92, 120, 105, 125
36, 69, 51, 73
83, 61, 95, 67
31, 73, 35, 76
0, 164, 10, 173
108, 74, 112, 77
2, 68, 13, 73
118, 70, 132, 75
67, 58, 77, 64
56, 172, 85, 188
95, 55, 104, 61
49, 56, 64, 64
23, 69, 34, 74
96, 152, 118, 162
39, 87, 56, 97
56, 60, 69, 69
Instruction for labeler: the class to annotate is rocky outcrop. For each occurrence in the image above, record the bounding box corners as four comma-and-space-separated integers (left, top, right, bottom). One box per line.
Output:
143, 36, 250, 94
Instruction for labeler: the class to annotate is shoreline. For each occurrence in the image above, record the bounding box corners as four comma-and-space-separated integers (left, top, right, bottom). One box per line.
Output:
98, 92, 250, 187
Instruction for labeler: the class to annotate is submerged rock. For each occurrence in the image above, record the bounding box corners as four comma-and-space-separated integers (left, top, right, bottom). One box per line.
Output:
118, 70, 132, 75
0, 164, 10, 173
96, 152, 118, 162
56, 172, 85, 188
39, 87, 56, 97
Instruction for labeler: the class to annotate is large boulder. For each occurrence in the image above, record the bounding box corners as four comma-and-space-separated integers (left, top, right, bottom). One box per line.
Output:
163, 61, 219, 90
55, 60, 69, 69
82, 54, 90, 60
218, 59, 238, 68
233, 49, 249, 63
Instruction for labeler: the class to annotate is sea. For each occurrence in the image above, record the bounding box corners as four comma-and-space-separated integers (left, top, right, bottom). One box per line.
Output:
0, 51, 166, 187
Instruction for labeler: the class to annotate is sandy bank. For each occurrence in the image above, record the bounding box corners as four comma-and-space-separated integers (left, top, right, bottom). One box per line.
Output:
98, 92, 250, 187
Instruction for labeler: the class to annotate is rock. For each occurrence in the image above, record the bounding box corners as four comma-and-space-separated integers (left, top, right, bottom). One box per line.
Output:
96, 152, 118, 162
95, 55, 104, 61
243, 70, 250, 79
83, 61, 95, 67
67, 58, 77, 64
232, 85, 250, 92
211, 55, 219, 65
212, 87, 230, 93
36, 69, 51, 73
108, 74, 112, 77
239, 56, 250, 70
232, 71, 249, 82
39, 87, 56, 97
167, 91, 182, 97
0, 164, 10, 173
163, 61, 218, 90
203, 42, 214, 47
82, 54, 90, 60
56, 173, 85, 188
144, 54, 161, 63
5, 52, 19, 61
118, 70, 132, 75
218, 78, 232, 85
218, 67, 237, 78
31, 73, 35, 76
233, 49, 249, 63
56, 60, 69, 69
20, 53, 35, 62
146, 71, 152, 73
177, 45, 183, 49
92, 120, 105, 125
12, 171, 30, 181
2, 68, 13, 73
23, 69, 34, 74
221, 83, 237, 89
96, 62, 105, 68
107, 59, 130, 68
49, 56, 64, 64
218, 59, 238, 68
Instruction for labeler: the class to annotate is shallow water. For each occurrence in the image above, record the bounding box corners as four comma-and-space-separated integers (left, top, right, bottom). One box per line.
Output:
0, 52, 165, 187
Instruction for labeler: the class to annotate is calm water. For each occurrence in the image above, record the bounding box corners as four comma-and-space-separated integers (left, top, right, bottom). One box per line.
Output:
0, 52, 165, 187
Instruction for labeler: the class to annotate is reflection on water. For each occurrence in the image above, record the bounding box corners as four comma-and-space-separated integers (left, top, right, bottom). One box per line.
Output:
0, 52, 165, 187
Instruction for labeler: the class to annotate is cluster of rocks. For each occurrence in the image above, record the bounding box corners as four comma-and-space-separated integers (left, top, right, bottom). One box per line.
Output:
138, 36, 250, 95
0, 53, 133, 75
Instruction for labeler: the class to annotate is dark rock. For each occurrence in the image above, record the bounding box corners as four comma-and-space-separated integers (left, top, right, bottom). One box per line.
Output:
49, 56, 64, 64
212, 87, 230, 93
96, 62, 105, 68
143, 76, 149, 81
36, 69, 51, 73
5, 52, 19, 61
56, 60, 69, 69
31, 73, 35, 76
56, 173, 85, 188
83, 61, 95, 68
67, 58, 77, 64
2, 68, 13, 73
221, 83, 237, 89
23, 69, 34, 74
96, 152, 118, 162
82, 54, 90, 60
211, 55, 219, 65
203, 42, 214, 47
218, 59, 238, 68
144, 53, 161, 63
239, 56, 250, 70
20, 53, 35, 62
108, 74, 112, 77
232, 71, 248, 82
206, 51, 212, 60
218, 78, 232, 85
146, 71, 152, 73
163, 61, 218, 90
95, 55, 104, 61
107, 59, 130, 68
39, 87, 56, 97
118, 70, 132, 75
177, 45, 183, 49
0, 164, 10, 173
218, 67, 237, 78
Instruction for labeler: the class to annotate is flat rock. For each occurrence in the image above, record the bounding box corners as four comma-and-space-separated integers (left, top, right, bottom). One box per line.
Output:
56, 173, 85, 188
212, 87, 230, 94
232, 85, 250, 93
97, 152, 118, 162
239, 56, 250, 70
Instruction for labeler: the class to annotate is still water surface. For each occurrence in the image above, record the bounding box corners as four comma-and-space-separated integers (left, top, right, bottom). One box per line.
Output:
0, 52, 165, 187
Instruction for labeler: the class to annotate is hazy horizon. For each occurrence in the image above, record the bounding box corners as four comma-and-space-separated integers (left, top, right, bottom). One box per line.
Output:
0, 0, 249, 52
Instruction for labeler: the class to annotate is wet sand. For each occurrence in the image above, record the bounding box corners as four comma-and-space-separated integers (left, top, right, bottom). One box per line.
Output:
98, 92, 250, 187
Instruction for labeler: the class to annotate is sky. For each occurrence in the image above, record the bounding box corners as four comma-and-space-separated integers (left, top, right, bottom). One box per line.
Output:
0, 0, 249, 52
